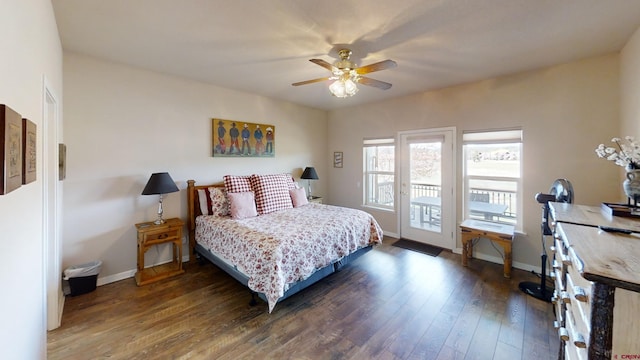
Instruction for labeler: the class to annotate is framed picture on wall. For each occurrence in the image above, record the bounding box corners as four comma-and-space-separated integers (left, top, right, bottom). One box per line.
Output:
334, 151, 343, 168
1, 104, 23, 195
22, 118, 36, 184
59, 143, 66, 181
212, 118, 275, 157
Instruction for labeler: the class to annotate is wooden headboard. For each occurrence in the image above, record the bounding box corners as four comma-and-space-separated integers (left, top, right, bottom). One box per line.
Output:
186, 180, 225, 260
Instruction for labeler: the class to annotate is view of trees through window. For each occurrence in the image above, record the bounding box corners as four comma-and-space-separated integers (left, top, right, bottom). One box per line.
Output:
410, 142, 441, 186
466, 143, 520, 179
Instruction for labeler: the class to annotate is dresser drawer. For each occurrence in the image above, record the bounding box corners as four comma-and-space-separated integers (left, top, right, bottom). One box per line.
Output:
553, 268, 565, 294
565, 249, 591, 327
553, 233, 570, 274
564, 335, 587, 360
564, 304, 588, 360
566, 270, 591, 330
552, 237, 566, 285
552, 289, 564, 326
553, 234, 568, 258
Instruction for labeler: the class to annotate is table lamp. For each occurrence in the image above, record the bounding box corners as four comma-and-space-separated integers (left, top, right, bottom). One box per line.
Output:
300, 167, 319, 200
142, 172, 179, 224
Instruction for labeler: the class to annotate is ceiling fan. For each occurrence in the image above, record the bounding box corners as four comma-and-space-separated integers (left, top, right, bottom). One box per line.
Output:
292, 49, 397, 98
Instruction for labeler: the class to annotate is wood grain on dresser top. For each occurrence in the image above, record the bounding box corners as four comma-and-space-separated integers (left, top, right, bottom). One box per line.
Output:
549, 202, 640, 233
556, 223, 640, 293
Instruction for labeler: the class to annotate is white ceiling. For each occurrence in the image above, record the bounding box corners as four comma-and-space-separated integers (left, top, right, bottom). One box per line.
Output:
52, 0, 640, 111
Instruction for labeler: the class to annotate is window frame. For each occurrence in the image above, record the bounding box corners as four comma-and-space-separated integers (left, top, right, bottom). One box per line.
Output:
462, 129, 523, 229
363, 137, 395, 211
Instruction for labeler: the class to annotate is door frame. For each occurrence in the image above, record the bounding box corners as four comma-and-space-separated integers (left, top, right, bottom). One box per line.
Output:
397, 127, 456, 250
43, 76, 63, 330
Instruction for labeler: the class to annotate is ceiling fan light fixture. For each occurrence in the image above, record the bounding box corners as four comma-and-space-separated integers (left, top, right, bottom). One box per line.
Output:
329, 79, 347, 97
344, 78, 358, 95
329, 73, 359, 98
293, 48, 395, 97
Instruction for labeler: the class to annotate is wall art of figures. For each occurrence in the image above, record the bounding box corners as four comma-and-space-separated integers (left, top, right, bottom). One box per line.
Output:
212, 118, 275, 157
22, 118, 36, 184
1, 104, 23, 195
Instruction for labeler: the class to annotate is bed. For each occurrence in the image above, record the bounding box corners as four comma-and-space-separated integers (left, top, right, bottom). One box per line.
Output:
186, 175, 383, 312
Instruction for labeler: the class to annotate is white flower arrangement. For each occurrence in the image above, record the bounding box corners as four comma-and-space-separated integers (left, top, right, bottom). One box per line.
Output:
595, 136, 640, 169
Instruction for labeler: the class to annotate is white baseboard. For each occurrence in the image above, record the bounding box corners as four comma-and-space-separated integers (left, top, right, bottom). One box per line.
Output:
383, 230, 399, 238
56, 290, 65, 329
453, 247, 541, 274
96, 255, 192, 286
97, 245, 542, 287
97, 269, 136, 286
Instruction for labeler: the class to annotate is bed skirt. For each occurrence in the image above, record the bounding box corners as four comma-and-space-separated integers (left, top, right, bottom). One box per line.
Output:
194, 242, 373, 307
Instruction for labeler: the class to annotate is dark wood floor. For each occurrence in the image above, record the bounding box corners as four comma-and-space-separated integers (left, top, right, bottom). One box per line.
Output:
48, 237, 558, 359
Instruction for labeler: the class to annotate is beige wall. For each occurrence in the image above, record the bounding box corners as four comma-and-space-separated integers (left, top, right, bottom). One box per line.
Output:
0, 0, 63, 357
621, 26, 640, 144
327, 54, 622, 269
0, 1, 637, 356
62, 53, 328, 282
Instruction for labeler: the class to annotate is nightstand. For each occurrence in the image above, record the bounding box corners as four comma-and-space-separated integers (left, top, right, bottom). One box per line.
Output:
135, 218, 185, 286
309, 196, 323, 204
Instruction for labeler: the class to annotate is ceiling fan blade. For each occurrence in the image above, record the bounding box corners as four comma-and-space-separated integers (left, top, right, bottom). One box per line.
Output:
357, 76, 393, 90
292, 77, 330, 86
309, 59, 337, 72
356, 59, 397, 75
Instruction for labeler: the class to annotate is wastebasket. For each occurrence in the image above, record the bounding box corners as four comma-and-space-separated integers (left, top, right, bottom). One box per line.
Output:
62, 260, 102, 296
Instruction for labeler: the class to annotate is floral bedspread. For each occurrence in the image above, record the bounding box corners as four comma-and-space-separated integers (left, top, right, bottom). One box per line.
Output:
195, 203, 383, 312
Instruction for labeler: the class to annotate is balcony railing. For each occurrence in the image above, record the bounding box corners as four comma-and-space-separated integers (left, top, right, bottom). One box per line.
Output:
467, 187, 517, 222
371, 181, 517, 222
366, 181, 394, 207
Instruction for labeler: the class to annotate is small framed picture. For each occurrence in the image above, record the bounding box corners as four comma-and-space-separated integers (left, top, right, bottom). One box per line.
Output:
333, 151, 343, 168
59, 143, 66, 181
22, 118, 36, 184
1, 104, 23, 195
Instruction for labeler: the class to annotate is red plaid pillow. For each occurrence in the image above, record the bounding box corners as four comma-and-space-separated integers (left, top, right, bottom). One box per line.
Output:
223, 175, 252, 193
250, 174, 295, 215
224, 175, 253, 214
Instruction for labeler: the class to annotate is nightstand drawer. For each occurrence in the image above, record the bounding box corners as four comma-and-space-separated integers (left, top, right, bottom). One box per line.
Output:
143, 228, 180, 243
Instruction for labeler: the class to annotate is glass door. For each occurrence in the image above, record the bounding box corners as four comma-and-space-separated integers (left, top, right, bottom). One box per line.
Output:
399, 128, 455, 250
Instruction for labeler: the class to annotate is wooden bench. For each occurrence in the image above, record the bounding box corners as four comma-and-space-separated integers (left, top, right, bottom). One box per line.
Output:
460, 219, 515, 278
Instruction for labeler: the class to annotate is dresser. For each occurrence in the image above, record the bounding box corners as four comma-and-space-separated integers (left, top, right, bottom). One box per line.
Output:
549, 203, 640, 360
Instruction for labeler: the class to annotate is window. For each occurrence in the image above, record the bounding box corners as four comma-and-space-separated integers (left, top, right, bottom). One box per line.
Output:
463, 129, 522, 227
363, 138, 395, 210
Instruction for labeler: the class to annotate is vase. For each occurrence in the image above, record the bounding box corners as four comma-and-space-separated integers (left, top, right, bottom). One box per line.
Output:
623, 169, 640, 204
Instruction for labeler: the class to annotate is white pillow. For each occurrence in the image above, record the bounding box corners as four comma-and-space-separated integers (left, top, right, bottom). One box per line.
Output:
228, 192, 258, 219
290, 187, 309, 207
